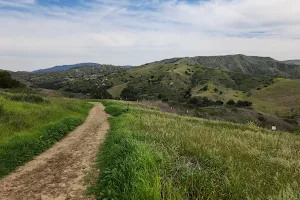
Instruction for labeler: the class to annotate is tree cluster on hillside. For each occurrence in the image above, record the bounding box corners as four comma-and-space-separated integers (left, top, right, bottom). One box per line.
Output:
226, 99, 253, 108
0, 71, 24, 89
188, 97, 224, 107
120, 86, 139, 101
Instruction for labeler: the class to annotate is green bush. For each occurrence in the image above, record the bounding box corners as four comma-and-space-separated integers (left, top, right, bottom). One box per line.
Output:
226, 99, 235, 105
0, 104, 4, 115
236, 100, 253, 108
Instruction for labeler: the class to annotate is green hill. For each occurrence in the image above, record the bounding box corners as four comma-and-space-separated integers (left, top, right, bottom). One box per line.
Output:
106, 61, 274, 101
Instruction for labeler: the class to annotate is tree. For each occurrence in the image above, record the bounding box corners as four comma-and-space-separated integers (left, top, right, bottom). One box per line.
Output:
200, 86, 208, 91
121, 86, 139, 101
184, 89, 192, 99
91, 88, 112, 99
0, 71, 23, 88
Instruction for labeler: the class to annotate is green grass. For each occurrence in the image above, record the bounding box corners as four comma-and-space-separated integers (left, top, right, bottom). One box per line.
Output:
250, 78, 300, 116
0, 93, 92, 178
107, 83, 128, 97
92, 100, 300, 200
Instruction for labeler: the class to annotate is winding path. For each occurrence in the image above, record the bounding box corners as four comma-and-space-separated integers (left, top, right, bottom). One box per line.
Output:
0, 103, 109, 200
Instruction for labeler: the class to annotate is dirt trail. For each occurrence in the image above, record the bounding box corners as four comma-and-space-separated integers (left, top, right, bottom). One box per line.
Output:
0, 103, 109, 200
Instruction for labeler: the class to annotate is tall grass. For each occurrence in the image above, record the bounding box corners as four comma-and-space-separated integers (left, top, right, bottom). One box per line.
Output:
93, 100, 300, 200
0, 94, 92, 178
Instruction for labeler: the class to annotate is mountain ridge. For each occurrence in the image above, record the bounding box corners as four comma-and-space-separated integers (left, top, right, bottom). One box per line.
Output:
33, 63, 101, 73
143, 54, 300, 77
282, 60, 300, 65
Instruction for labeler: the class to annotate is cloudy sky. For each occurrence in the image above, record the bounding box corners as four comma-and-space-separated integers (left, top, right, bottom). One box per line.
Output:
0, 0, 299, 71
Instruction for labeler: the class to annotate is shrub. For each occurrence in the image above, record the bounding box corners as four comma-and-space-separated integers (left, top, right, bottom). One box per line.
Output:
200, 86, 208, 91
215, 100, 224, 105
236, 100, 253, 108
0, 104, 4, 115
258, 116, 266, 122
183, 89, 192, 99
189, 97, 223, 107
226, 99, 235, 105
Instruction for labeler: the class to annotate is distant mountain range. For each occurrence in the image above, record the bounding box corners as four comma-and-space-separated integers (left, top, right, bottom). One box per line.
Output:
282, 60, 300, 65
33, 63, 101, 73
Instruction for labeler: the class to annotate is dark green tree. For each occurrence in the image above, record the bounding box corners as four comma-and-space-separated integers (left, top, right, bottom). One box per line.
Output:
0, 71, 23, 88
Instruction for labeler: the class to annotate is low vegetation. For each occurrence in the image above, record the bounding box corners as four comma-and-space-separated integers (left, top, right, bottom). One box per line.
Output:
0, 92, 92, 178
92, 100, 300, 200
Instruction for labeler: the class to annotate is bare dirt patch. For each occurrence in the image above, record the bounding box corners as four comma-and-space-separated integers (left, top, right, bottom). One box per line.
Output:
0, 102, 109, 200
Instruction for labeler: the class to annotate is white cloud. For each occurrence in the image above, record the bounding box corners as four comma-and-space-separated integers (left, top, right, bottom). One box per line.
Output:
0, 0, 300, 71
0, 0, 34, 8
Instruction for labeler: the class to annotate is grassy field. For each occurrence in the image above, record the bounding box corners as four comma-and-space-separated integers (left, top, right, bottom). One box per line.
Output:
250, 78, 300, 116
92, 100, 300, 200
0, 92, 92, 178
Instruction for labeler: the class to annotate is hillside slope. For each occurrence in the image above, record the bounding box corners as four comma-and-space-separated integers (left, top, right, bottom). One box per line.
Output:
11, 65, 127, 97
102, 55, 300, 119
93, 100, 300, 199
250, 78, 300, 116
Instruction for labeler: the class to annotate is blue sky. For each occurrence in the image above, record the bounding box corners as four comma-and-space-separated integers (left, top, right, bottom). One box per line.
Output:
0, 0, 300, 71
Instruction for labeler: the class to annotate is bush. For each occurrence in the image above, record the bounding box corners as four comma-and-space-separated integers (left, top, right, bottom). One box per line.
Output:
0, 104, 4, 115
216, 100, 224, 105
236, 100, 253, 108
200, 86, 208, 91
258, 115, 266, 122
226, 99, 235, 105
189, 97, 223, 107
183, 89, 192, 99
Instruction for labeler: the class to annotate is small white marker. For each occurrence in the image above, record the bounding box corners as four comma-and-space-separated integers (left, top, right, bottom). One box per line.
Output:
272, 126, 277, 131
